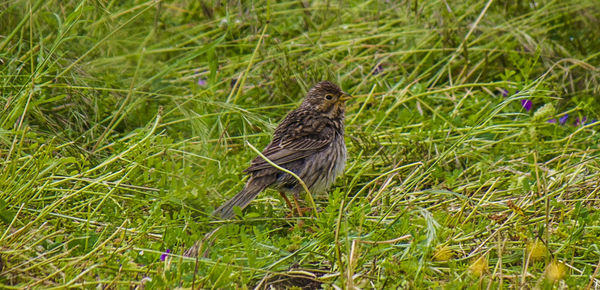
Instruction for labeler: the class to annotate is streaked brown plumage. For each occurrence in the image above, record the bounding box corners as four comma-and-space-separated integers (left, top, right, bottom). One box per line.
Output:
213, 81, 350, 219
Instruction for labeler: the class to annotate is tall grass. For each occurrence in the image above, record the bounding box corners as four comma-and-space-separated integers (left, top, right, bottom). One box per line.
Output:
1, 0, 600, 288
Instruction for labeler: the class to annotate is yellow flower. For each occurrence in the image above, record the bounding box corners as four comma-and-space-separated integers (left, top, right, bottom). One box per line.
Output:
545, 260, 566, 282
432, 245, 453, 262
526, 239, 547, 261
469, 256, 488, 277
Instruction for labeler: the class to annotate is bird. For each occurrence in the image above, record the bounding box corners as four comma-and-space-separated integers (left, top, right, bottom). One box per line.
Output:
213, 81, 351, 219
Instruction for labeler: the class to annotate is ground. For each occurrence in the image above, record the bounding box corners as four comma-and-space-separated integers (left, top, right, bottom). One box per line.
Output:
1, 0, 600, 288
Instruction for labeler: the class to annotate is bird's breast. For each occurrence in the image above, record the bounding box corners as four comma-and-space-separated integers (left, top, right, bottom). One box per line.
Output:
331, 133, 347, 179
299, 132, 346, 194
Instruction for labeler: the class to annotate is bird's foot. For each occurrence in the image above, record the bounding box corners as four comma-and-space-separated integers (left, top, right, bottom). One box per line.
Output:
285, 207, 315, 218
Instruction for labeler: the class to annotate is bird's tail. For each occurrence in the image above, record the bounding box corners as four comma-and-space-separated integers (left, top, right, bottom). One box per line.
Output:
212, 183, 266, 219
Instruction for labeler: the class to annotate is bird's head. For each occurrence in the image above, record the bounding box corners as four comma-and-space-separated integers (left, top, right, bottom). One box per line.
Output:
300, 81, 351, 119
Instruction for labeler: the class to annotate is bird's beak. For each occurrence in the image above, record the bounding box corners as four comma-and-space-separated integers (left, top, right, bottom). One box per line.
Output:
339, 92, 352, 102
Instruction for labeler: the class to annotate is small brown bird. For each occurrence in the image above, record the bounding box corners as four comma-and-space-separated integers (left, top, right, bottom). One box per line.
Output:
213, 81, 350, 219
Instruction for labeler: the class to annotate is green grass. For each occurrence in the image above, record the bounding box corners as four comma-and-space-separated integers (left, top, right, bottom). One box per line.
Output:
1, 0, 600, 288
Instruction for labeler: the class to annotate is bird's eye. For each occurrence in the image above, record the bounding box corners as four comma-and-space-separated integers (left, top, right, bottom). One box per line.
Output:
325, 94, 333, 100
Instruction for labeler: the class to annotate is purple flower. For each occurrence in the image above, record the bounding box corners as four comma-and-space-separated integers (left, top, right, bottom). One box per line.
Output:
575, 117, 588, 126
372, 64, 384, 75
559, 114, 568, 125
547, 119, 557, 123
160, 249, 171, 261
521, 99, 532, 112
501, 89, 508, 97
197, 78, 207, 86
577, 117, 598, 126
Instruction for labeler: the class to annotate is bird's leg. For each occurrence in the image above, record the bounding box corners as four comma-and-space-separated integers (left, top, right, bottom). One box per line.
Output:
282, 192, 310, 218
292, 193, 304, 217
279, 192, 295, 212
281, 192, 304, 220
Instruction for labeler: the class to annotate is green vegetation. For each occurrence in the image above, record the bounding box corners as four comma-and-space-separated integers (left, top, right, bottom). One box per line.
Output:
1, 0, 600, 288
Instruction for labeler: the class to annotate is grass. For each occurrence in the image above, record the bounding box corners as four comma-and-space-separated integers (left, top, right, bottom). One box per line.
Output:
1, 0, 600, 288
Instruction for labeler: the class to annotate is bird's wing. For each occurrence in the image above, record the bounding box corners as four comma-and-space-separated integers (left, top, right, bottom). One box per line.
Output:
244, 113, 334, 173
